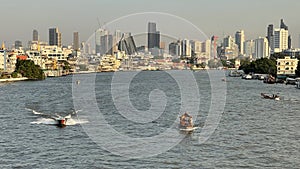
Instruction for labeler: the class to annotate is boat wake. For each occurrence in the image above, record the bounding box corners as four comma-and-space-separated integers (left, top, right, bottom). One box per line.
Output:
26, 108, 88, 126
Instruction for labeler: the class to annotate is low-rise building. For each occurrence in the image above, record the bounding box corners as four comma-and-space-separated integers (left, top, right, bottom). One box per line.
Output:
277, 56, 298, 75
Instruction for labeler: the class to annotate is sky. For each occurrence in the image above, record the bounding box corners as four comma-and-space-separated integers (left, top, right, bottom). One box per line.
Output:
0, 0, 299, 47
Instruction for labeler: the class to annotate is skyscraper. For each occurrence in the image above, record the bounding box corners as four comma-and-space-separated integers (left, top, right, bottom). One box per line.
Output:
118, 33, 137, 55
280, 19, 288, 30
267, 24, 274, 52
273, 28, 288, 53
169, 40, 182, 56
15, 40, 22, 49
288, 35, 292, 49
181, 39, 191, 57
33, 29, 38, 41
100, 34, 113, 55
244, 40, 255, 58
73, 32, 79, 51
95, 29, 109, 55
235, 30, 245, 55
255, 37, 269, 59
49, 28, 62, 47
148, 22, 160, 49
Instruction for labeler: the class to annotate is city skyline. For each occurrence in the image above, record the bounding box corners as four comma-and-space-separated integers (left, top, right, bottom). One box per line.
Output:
0, 0, 299, 47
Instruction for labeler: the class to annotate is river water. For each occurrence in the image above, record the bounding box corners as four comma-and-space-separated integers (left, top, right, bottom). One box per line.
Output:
0, 71, 299, 168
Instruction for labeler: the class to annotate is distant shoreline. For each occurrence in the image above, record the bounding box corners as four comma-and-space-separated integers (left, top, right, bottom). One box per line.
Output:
0, 77, 28, 82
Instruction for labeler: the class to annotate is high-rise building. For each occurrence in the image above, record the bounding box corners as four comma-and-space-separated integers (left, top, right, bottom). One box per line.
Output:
95, 29, 108, 55
73, 32, 79, 51
223, 36, 239, 59
190, 40, 202, 57
223, 36, 235, 48
49, 28, 62, 47
100, 34, 113, 55
15, 40, 22, 49
288, 35, 292, 49
169, 40, 182, 56
33, 30, 38, 41
181, 39, 191, 57
267, 24, 274, 52
235, 30, 245, 55
280, 19, 288, 30
148, 22, 160, 49
118, 33, 137, 55
273, 28, 288, 53
255, 37, 269, 59
244, 40, 255, 58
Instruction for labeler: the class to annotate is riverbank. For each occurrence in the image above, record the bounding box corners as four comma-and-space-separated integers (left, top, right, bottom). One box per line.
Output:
0, 77, 28, 82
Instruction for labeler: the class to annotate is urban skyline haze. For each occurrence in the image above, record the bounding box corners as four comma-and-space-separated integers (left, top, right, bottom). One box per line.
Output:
0, 0, 299, 47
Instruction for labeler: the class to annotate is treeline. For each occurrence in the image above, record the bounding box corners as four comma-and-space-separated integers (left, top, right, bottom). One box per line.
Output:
239, 58, 277, 76
14, 59, 45, 80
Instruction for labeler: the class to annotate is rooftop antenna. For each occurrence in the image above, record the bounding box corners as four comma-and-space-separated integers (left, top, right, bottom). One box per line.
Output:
97, 17, 102, 29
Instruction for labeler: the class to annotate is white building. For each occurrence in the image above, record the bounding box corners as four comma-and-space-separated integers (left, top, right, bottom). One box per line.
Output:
273, 28, 288, 53
244, 40, 255, 59
181, 39, 191, 57
41, 45, 69, 61
255, 37, 270, 59
277, 56, 298, 75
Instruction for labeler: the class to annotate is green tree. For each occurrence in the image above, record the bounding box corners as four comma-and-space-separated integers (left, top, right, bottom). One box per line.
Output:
15, 59, 45, 80
239, 58, 277, 76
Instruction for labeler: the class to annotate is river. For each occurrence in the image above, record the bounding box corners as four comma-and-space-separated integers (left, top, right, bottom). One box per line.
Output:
0, 70, 299, 168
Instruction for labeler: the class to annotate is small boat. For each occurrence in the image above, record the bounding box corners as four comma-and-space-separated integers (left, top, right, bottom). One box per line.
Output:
261, 93, 280, 100
263, 75, 276, 84
179, 112, 197, 132
56, 118, 67, 128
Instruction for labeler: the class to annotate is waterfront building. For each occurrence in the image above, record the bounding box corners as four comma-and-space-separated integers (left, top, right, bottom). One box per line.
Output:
235, 30, 245, 55
273, 28, 288, 53
40, 45, 68, 61
0, 50, 6, 70
33, 30, 39, 41
277, 56, 298, 76
255, 37, 270, 59
49, 28, 62, 47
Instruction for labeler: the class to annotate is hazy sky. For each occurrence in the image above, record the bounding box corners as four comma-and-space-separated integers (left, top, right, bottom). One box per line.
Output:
0, 0, 299, 47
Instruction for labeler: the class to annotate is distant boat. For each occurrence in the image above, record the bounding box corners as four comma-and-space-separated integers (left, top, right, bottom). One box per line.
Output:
179, 112, 198, 132
263, 75, 276, 84
286, 78, 297, 85
261, 93, 280, 101
229, 70, 244, 77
